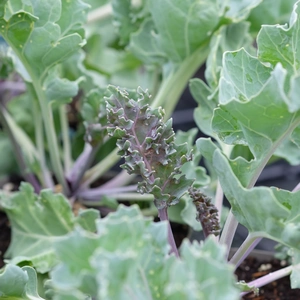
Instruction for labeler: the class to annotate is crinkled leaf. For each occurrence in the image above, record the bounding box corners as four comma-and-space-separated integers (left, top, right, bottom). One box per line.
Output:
50, 205, 170, 299
49, 205, 238, 299
165, 238, 239, 300
0, 183, 97, 273
0, 265, 44, 299
106, 86, 193, 208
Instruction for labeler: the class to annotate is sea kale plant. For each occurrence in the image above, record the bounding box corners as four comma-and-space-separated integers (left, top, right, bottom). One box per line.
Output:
1, 0, 300, 299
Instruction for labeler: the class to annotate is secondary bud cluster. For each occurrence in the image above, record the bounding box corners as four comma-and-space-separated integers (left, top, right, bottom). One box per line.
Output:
189, 187, 220, 237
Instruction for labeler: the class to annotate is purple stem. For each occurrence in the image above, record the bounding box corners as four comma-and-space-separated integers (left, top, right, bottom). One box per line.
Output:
229, 236, 262, 269
240, 264, 293, 297
0, 105, 41, 193
66, 143, 99, 192
76, 184, 138, 201
96, 170, 135, 190
158, 206, 179, 257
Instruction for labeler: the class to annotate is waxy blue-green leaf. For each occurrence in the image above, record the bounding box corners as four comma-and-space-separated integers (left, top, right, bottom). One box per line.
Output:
211, 149, 300, 249
50, 205, 171, 299
221, 0, 263, 21
291, 251, 300, 288
210, 48, 300, 186
257, 1, 300, 74
112, 0, 148, 45
165, 238, 239, 300
205, 22, 255, 90
0, 183, 99, 273
49, 205, 238, 299
130, 0, 220, 64
248, 0, 296, 32
0, 265, 44, 299
0, 0, 89, 103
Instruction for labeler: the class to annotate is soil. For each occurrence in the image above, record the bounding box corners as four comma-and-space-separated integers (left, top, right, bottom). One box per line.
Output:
0, 211, 10, 269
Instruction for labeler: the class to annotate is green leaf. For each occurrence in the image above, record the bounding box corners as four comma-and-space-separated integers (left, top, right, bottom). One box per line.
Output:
130, 0, 220, 64
204, 22, 255, 89
165, 238, 240, 300
222, 0, 263, 21
50, 205, 171, 299
0, 0, 89, 102
212, 48, 300, 186
190, 78, 217, 137
0, 265, 44, 299
291, 251, 300, 288
49, 205, 238, 299
112, 0, 148, 45
75, 209, 100, 232
248, 0, 296, 32
257, 2, 300, 73
211, 149, 300, 249
0, 183, 97, 273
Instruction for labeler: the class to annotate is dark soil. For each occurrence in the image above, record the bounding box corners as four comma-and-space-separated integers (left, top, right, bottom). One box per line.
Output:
236, 256, 300, 299
0, 211, 10, 269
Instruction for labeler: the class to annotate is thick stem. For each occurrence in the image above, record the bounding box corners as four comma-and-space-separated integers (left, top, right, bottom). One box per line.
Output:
81, 192, 154, 206
33, 99, 54, 189
77, 185, 139, 200
0, 106, 41, 193
82, 147, 120, 186
214, 180, 223, 226
97, 170, 135, 190
151, 44, 209, 117
229, 234, 262, 269
241, 264, 295, 297
219, 211, 238, 258
59, 105, 72, 174
67, 143, 100, 192
158, 207, 179, 257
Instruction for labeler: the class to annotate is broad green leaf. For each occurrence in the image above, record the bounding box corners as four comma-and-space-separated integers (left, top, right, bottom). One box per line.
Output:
211, 48, 300, 186
248, 0, 296, 32
49, 205, 238, 299
205, 22, 255, 89
130, 0, 220, 64
257, 2, 300, 74
165, 238, 240, 300
0, 183, 98, 273
291, 251, 300, 288
0, 265, 44, 299
190, 78, 217, 137
50, 205, 171, 299
129, 18, 166, 65
221, 0, 263, 21
211, 149, 300, 249
112, 0, 148, 45
0, 0, 89, 104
